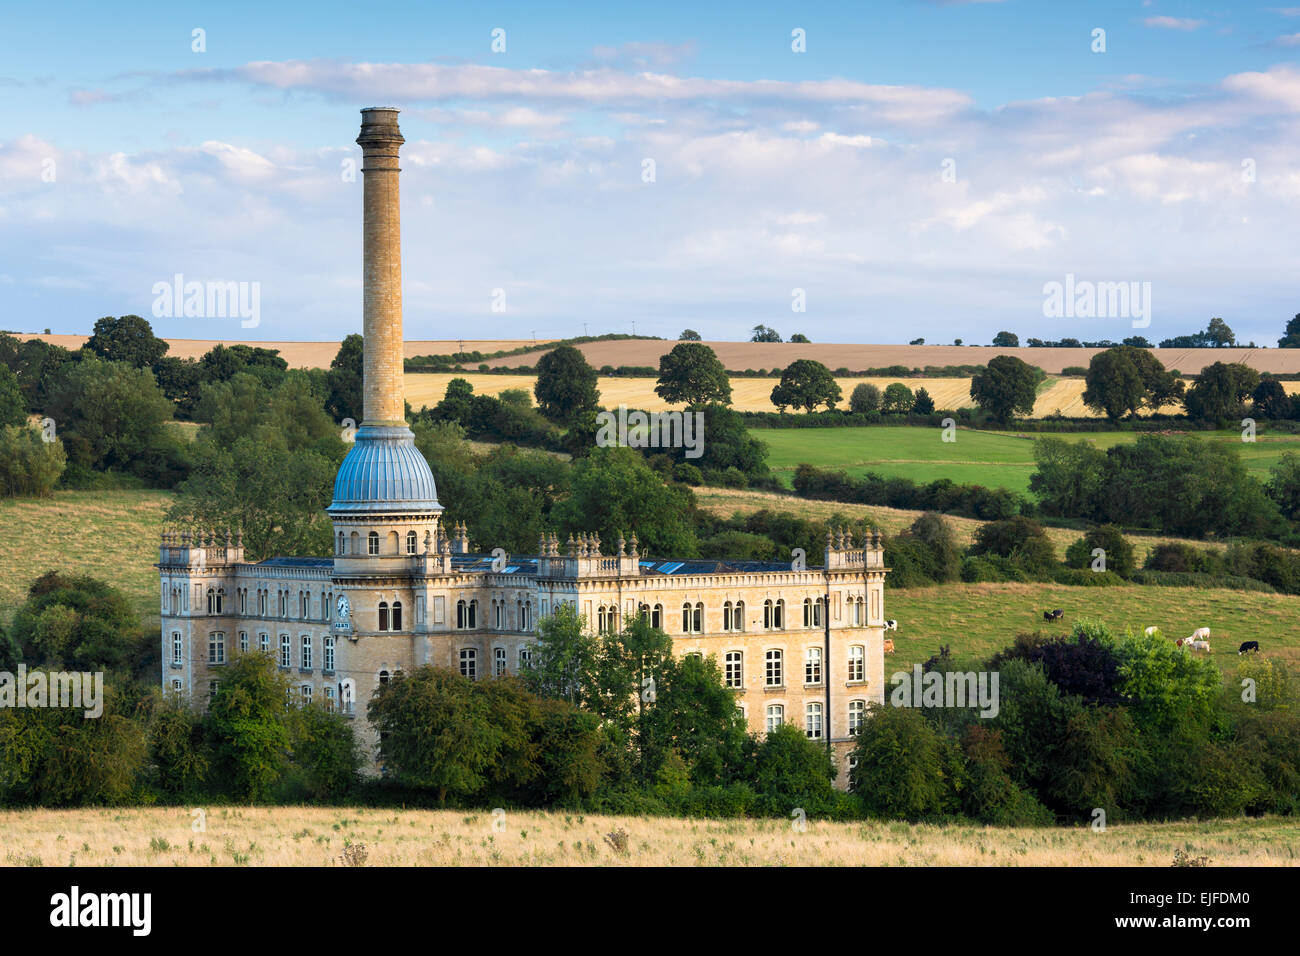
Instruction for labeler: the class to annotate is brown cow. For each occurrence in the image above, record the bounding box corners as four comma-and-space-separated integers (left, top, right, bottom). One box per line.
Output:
883, 639, 895, 654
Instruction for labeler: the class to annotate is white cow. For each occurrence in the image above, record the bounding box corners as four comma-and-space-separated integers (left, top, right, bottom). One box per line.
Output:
884, 620, 898, 631
1144, 626, 1160, 637
1190, 639, 1211, 653
1191, 627, 1210, 641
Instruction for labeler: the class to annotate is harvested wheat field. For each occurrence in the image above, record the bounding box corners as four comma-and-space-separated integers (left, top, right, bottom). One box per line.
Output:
0, 806, 1294, 866
12, 335, 547, 369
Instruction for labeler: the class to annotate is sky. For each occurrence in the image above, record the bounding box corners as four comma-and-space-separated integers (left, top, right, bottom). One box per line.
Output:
1, 0, 1298, 346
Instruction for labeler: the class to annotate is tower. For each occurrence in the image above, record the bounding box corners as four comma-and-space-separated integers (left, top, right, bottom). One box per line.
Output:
329, 108, 442, 635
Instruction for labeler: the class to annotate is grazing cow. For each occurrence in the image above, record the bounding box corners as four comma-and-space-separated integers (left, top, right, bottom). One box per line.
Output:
1239, 640, 1260, 655
1043, 609, 1064, 622
1191, 627, 1210, 641
1175, 638, 1186, 648
883, 639, 895, 654
1190, 640, 1210, 653
884, 620, 898, 631
1144, 626, 1159, 637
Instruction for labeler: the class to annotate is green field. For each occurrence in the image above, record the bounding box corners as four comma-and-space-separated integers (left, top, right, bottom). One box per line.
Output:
886, 582, 1299, 681
754, 426, 1300, 496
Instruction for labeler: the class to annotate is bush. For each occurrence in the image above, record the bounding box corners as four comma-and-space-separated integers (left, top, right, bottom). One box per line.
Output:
970, 516, 1056, 574
849, 382, 881, 414
1064, 524, 1136, 578
849, 703, 961, 820
0, 425, 66, 497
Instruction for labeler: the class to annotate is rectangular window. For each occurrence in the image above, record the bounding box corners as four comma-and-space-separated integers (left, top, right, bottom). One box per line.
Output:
172, 632, 183, 666
724, 651, 743, 689
805, 647, 822, 685
171, 678, 182, 693
279, 634, 291, 668
324, 636, 335, 673
765, 649, 783, 687
519, 646, 533, 671
301, 685, 312, 704
765, 704, 784, 733
208, 632, 225, 665
239, 631, 249, 653
301, 635, 313, 670
848, 645, 865, 683
849, 700, 866, 736
494, 647, 507, 677
323, 685, 335, 712
805, 702, 823, 740
259, 632, 269, 653
460, 648, 477, 680
209, 680, 219, 698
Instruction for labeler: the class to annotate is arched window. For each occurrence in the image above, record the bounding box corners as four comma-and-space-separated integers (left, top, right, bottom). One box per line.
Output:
391, 601, 402, 631
682, 603, 693, 633
350, 531, 359, 555
301, 634, 313, 669
406, 530, 418, 555
764, 599, 784, 629
457, 599, 477, 629
206, 587, 216, 614
378, 601, 389, 631
518, 601, 532, 632
494, 601, 504, 629
803, 597, 823, 628
378, 670, 390, 685
693, 602, 704, 634
722, 601, 733, 631
368, 531, 380, 556
337, 532, 345, 556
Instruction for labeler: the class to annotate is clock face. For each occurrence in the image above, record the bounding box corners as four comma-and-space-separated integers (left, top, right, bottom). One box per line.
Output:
336, 594, 350, 618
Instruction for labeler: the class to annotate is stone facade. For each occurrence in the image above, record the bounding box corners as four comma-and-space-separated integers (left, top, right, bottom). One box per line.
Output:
158, 107, 891, 789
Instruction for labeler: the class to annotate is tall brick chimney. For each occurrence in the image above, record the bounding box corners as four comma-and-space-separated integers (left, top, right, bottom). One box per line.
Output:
356, 107, 405, 425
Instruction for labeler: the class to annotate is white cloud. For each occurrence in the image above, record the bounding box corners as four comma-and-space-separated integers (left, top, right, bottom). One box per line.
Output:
1143, 16, 1205, 31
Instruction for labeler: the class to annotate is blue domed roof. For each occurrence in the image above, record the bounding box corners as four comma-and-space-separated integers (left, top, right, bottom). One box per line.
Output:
329, 425, 441, 514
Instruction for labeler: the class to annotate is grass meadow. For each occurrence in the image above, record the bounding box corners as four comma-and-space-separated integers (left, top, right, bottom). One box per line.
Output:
0, 805, 1295, 866
753, 426, 1300, 494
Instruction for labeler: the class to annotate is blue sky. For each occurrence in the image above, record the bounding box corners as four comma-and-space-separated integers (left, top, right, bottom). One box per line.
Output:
2, 0, 1298, 345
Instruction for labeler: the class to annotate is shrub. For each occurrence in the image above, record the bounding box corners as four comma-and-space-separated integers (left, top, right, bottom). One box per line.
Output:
1064, 524, 1136, 578
849, 382, 881, 414
0, 425, 66, 497
970, 516, 1056, 574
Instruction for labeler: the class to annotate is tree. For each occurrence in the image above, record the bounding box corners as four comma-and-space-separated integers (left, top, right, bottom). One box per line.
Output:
788, 333, 810, 343
206, 653, 294, 801
1183, 362, 1259, 423
367, 667, 504, 802
1266, 452, 1300, 521
751, 723, 838, 816
1252, 378, 1292, 420
8, 571, 143, 673
0, 364, 24, 427
1122, 335, 1153, 348
1278, 313, 1300, 349
911, 388, 935, 415
770, 359, 841, 413
1064, 524, 1135, 577
969, 354, 1038, 423
880, 382, 914, 415
970, 516, 1055, 573
534, 345, 599, 427
552, 446, 699, 556
750, 325, 782, 343
85, 315, 169, 368
1082, 347, 1148, 421
325, 334, 364, 424
909, 337, 925, 345
44, 356, 181, 483
678, 329, 702, 341
849, 382, 880, 413
0, 424, 66, 497
850, 703, 961, 820
1205, 316, 1236, 348
991, 331, 1019, 347
654, 342, 732, 407
1114, 628, 1221, 734
521, 602, 598, 707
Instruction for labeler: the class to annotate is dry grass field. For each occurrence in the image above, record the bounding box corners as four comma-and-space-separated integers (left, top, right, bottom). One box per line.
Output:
19, 334, 1300, 376
406, 372, 1300, 418
12, 335, 547, 369
0, 805, 1294, 866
